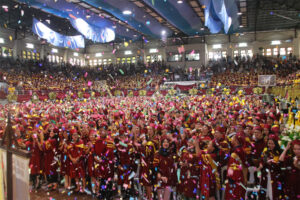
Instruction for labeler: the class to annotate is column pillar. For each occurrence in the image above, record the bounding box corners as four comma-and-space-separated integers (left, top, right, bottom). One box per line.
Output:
292, 37, 300, 58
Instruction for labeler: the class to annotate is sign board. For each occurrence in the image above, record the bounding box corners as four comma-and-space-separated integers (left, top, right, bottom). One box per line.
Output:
0, 149, 6, 200
12, 154, 29, 200
0, 149, 30, 200
258, 75, 276, 86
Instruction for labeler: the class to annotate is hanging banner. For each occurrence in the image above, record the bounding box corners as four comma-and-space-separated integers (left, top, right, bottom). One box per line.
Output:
258, 75, 276, 86
32, 18, 85, 49
70, 18, 115, 43
199, 0, 239, 34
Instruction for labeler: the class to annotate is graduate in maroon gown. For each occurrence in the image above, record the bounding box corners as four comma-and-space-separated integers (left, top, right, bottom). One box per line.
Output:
85, 130, 97, 194
225, 132, 248, 200
42, 128, 59, 190
179, 138, 199, 199
26, 130, 43, 190
279, 139, 300, 200
258, 134, 283, 200
195, 138, 220, 200
153, 136, 176, 200
115, 131, 135, 198
94, 127, 115, 199
67, 129, 86, 192
134, 125, 156, 200
58, 129, 71, 190
251, 126, 266, 167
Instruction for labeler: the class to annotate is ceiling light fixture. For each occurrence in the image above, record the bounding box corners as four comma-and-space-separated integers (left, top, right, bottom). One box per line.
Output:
161, 30, 166, 35
237, 12, 242, 15
177, 0, 183, 4
239, 25, 244, 28
123, 10, 132, 15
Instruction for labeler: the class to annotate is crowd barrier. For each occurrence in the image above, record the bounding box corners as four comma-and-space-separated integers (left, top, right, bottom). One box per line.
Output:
1, 84, 299, 103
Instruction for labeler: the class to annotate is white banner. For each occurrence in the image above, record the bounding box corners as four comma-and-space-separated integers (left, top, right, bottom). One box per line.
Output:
258, 75, 276, 86
164, 81, 205, 86
0, 149, 6, 200
12, 154, 29, 200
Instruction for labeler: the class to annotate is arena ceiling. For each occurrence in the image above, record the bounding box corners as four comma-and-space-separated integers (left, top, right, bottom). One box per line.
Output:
1, 0, 300, 43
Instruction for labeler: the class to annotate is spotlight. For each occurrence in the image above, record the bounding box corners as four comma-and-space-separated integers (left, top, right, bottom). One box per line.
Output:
123, 10, 132, 15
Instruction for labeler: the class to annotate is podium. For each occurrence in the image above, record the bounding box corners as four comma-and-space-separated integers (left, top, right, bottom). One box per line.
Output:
0, 113, 31, 200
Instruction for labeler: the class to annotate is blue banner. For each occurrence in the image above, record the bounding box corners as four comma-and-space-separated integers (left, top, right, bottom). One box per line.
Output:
200, 0, 239, 34
32, 18, 85, 49
70, 18, 115, 43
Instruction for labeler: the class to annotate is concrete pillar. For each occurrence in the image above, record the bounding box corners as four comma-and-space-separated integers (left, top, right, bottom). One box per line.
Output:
292, 37, 300, 58
12, 40, 20, 60
63, 48, 69, 63
251, 41, 261, 56
40, 44, 45, 60
201, 43, 207, 66
227, 43, 233, 58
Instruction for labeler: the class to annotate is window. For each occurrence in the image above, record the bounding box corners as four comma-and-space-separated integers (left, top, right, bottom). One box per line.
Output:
132, 57, 136, 63
121, 58, 125, 64
36, 53, 40, 60
124, 50, 132, 55
27, 51, 31, 59
157, 55, 162, 61
273, 48, 278, 56
266, 49, 272, 56
149, 48, 158, 53
126, 57, 131, 63
208, 52, 213, 59
117, 58, 120, 64
213, 52, 221, 60
222, 51, 227, 58
287, 47, 292, 55
241, 50, 246, 58
93, 59, 97, 66
280, 48, 286, 56
2, 47, 7, 57
234, 50, 239, 57
103, 59, 107, 65
8, 48, 12, 57
212, 44, 222, 49
89, 60, 92, 66
247, 50, 253, 57
262, 49, 265, 56
56, 56, 60, 63
185, 51, 200, 61
52, 55, 56, 63
108, 59, 112, 64
167, 53, 182, 62
32, 52, 35, 60
98, 59, 102, 65
81, 59, 85, 66
22, 51, 26, 59
146, 56, 151, 63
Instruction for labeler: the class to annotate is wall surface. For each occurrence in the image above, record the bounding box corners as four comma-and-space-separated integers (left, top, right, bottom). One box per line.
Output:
0, 27, 299, 68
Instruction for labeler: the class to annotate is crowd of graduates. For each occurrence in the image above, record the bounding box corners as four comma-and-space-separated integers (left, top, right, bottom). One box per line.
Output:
0, 93, 299, 200
0, 56, 300, 200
